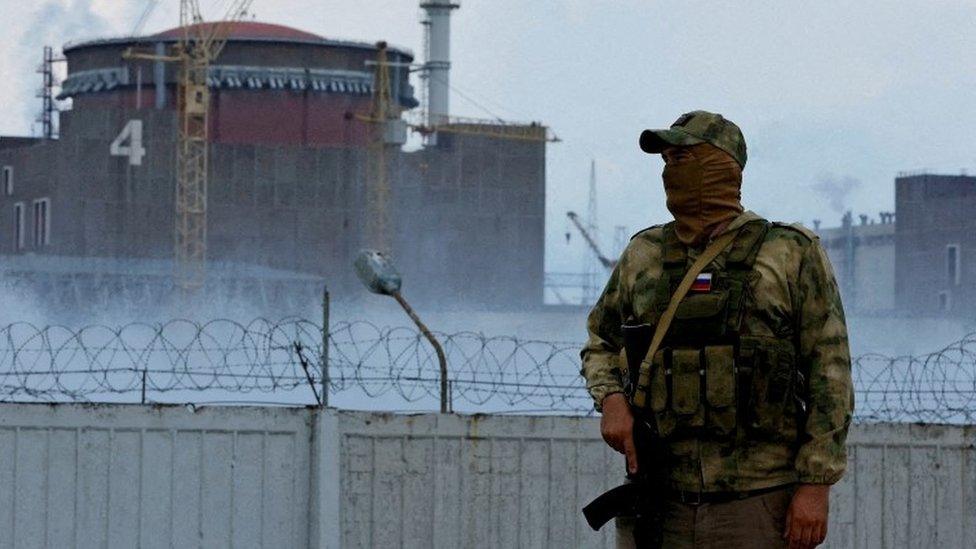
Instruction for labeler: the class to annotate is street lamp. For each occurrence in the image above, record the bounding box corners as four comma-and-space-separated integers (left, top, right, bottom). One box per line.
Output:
354, 249, 450, 413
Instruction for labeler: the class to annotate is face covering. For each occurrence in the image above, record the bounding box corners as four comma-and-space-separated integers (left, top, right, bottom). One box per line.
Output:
662, 143, 744, 247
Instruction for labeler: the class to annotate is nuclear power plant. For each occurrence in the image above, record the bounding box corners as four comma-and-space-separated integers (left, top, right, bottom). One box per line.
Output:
0, 1, 549, 316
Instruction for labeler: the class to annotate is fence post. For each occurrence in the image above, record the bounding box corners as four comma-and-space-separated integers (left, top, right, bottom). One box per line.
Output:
320, 286, 330, 408
141, 368, 147, 405
310, 408, 341, 548
448, 379, 453, 414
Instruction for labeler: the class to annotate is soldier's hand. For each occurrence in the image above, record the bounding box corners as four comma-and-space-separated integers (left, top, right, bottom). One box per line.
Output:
599, 393, 638, 475
784, 484, 830, 548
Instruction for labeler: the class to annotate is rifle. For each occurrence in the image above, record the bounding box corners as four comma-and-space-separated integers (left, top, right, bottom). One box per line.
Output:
582, 323, 668, 548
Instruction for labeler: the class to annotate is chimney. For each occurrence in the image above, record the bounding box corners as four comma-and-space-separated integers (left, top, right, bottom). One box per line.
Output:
421, 0, 459, 127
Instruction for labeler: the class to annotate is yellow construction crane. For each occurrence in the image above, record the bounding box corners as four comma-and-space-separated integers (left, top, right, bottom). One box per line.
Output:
413, 114, 559, 143
356, 47, 557, 253
356, 42, 405, 254
126, 0, 254, 293
174, 0, 254, 292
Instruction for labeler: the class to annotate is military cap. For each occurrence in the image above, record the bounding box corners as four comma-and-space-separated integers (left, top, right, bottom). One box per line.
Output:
639, 110, 748, 168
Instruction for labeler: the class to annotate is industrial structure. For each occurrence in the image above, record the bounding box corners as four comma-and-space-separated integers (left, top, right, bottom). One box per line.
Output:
817, 172, 976, 319
0, 2, 549, 315
818, 211, 896, 314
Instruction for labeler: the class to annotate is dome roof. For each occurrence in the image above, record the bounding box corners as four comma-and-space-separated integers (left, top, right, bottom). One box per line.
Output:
151, 21, 324, 42
62, 20, 413, 59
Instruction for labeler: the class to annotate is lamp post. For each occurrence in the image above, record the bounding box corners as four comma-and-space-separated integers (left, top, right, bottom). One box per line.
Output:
354, 249, 450, 413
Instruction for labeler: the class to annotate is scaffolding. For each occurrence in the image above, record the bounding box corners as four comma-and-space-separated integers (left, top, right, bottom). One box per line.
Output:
36, 46, 61, 139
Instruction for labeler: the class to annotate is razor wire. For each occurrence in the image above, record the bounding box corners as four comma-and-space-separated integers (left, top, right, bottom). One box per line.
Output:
0, 318, 974, 423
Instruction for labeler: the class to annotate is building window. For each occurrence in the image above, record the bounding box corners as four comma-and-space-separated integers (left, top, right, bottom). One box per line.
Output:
13, 202, 24, 250
946, 244, 961, 285
32, 198, 50, 248
938, 291, 951, 312
2, 166, 12, 196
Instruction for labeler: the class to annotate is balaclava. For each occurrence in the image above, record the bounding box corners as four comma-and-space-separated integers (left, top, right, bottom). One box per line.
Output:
662, 142, 743, 247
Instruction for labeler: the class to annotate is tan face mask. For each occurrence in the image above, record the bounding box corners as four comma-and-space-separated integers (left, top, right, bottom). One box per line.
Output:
662, 143, 744, 247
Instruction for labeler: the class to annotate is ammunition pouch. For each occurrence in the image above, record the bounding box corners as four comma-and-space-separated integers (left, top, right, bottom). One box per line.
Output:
639, 345, 736, 440
631, 339, 802, 443
738, 336, 802, 443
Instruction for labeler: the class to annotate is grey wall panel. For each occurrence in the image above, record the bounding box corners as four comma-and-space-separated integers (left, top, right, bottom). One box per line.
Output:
334, 412, 617, 549
335, 413, 975, 549
824, 424, 976, 549
0, 404, 311, 549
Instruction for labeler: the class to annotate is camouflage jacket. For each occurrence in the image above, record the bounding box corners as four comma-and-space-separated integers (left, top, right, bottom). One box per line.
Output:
580, 210, 854, 491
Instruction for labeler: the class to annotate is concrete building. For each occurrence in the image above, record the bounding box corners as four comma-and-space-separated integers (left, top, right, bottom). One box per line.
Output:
818, 211, 896, 314
895, 173, 976, 317
0, 21, 547, 314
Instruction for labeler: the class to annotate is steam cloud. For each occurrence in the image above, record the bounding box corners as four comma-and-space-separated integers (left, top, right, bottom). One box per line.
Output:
810, 174, 861, 214
1, 1, 139, 135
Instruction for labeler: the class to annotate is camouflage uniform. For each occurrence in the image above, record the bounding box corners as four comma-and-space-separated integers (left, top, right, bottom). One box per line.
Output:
580, 210, 854, 492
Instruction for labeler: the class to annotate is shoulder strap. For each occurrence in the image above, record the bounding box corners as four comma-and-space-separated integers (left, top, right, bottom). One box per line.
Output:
632, 228, 743, 407
772, 221, 818, 243
629, 224, 665, 241
726, 220, 770, 267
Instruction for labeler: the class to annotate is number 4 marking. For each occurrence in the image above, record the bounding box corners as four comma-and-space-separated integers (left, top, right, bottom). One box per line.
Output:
110, 119, 146, 166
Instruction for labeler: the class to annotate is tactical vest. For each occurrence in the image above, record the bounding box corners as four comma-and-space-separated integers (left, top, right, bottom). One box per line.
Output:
628, 219, 804, 444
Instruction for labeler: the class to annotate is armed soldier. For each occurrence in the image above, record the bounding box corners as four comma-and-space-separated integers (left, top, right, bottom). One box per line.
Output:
580, 111, 854, 548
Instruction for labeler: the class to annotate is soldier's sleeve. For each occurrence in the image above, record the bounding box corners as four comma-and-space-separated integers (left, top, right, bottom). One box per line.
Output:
580, 259, 627, 412
794, 239, 855, 484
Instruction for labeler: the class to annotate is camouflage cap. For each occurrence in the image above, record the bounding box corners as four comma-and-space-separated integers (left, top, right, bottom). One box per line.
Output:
639, 110, 748, 168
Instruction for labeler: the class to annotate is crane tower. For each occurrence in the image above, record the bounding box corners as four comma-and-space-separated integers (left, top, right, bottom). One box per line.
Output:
174, 0, 253, 292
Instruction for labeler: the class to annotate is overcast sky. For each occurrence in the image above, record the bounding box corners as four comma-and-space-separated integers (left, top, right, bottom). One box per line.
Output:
2, 0, 975, 276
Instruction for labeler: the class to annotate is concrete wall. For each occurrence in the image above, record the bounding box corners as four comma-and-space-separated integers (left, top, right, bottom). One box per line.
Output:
0, 404, 312, 549
335, 413, 976, 549
0, 403, 972, 548
335, 412, 614, 548
830, 423, 976, 548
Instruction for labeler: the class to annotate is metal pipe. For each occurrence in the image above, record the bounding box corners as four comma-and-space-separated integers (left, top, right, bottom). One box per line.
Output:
842, 211, 856, 309
392, 290, 449, 413
136, 66, 143, 109
154, 41, 166, 109
321, 286, 330, 407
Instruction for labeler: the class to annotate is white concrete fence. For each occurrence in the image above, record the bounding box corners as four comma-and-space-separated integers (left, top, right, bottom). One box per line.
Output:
0, 403, 972, 548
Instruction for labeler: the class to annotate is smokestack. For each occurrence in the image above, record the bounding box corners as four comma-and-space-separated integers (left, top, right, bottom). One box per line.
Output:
421, 0, 459, 126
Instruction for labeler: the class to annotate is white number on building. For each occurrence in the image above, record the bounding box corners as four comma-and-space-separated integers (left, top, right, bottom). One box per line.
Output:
109, 119, 146, 166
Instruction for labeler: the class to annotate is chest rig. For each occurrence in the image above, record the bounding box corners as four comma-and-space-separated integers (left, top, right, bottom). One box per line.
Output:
628, 219, 802, 443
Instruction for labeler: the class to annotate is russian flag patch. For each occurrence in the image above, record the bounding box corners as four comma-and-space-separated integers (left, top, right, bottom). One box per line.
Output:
690, 273, 713, 293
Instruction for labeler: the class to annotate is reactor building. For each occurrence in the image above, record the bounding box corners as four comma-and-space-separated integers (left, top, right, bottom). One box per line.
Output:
0, 4, 547, 316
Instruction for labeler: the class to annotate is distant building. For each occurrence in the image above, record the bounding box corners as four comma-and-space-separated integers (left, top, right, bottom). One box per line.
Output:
818, 212, 896, 314
895, 173, 976, 317
0, 22, 547, 313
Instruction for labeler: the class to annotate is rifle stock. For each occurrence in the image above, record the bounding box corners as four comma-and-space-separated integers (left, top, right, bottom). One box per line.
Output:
582, 483, 639, 530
